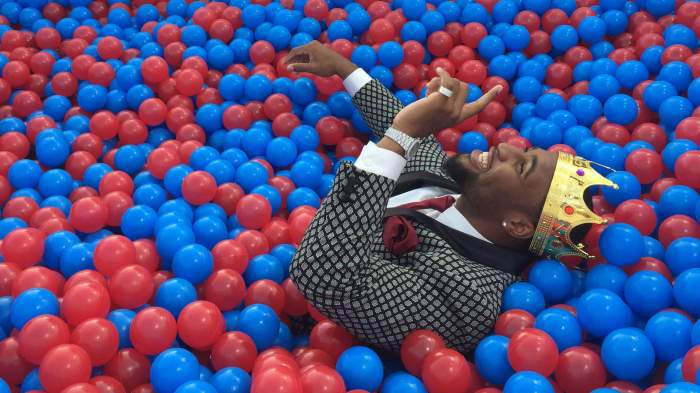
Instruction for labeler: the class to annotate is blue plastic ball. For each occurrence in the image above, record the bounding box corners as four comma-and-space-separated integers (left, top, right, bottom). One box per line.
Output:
503, 371, 554, 393
601, 171, 641, 207
381, 372, 427, 393
624, 271, 673, 318
474, 335, 515, 385
478, 35, 506, 61
601, 327, 656, 381
534, 308, 582, 351
599, 223, 644, 266
172, 244, 213, 285
528, 260, 572, 304
336, 346, 384, 392
501, 282, 545, 315
151, 348, 201, 393
236, 304, 279, 351
603, 94, 638, 125
665, 237, 700, 277
659, 186, 699, 219
659, 96, 694, 130
10, 288, 59, 329
209, 368, 251, 393
578, 16, 606, 43
577, 289, 633, 337
645, 310, 693, 363
674, 268, 700, 317
154, 278, 197, 318
457, 131, 488, 153
551, 25, 578, 52
568, 95, 602, 126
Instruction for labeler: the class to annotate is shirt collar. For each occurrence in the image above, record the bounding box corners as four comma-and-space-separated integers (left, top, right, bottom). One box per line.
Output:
435, 195, 492, 244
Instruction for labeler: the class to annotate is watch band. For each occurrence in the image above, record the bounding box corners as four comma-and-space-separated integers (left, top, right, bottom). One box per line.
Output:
385, 127, 420, 159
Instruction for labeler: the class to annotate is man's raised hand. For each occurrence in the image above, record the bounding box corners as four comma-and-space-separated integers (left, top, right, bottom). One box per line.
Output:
391, 68, 503, 139
284, 41, 358, 79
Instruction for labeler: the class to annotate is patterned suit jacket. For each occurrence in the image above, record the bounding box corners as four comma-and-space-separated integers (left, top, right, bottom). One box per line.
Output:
289, 79, 520, 354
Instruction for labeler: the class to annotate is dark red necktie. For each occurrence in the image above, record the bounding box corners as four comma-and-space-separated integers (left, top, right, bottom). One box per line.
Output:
383, 195, 456, 255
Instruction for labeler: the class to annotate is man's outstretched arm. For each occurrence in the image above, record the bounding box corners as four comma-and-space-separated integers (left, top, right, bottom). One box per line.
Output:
285, 41, 484, 177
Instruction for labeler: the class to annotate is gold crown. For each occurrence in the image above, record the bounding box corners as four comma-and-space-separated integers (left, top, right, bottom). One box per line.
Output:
529, 153, 619, 260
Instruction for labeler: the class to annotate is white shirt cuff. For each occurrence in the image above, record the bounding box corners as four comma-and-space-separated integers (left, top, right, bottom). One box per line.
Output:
343, 68, 372, 97
353, 141, 406, 181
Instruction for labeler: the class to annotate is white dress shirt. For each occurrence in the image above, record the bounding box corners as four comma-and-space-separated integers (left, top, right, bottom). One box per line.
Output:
345, 69, 492, 243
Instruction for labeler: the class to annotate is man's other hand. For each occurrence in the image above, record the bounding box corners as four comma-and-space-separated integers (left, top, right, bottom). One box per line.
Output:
284, 40, 358, 79
391, 68, 503, 139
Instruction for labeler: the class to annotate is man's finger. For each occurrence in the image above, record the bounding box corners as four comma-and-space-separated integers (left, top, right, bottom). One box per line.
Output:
458, 85, 503, 122
435, 67, 458, 104
287, 62, 318, 73
426, 77, 440, 96
453, 82, 468, 111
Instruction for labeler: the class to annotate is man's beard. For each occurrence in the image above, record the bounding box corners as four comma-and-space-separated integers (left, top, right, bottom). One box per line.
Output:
443, 154, 478, 189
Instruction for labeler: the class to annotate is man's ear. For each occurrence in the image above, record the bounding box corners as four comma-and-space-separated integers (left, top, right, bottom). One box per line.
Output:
503, 212, 536, 239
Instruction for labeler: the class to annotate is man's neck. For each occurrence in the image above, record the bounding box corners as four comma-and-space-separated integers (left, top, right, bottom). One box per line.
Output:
454, 195, 521, 249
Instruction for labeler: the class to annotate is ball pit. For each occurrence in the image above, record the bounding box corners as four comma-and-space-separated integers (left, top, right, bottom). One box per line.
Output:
0, 0, 698, 392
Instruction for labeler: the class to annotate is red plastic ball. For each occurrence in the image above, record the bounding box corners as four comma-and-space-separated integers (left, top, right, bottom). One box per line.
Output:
61, 282, 110, 326
0, 337, 34, 385
400, 330, 446, 376
18, 315, 71, 365
96, 36, 123, 60
676, 117, 700, 145
93, 235, 136, 277
675, 151, 700, 188
90, 111, 119, 140
129, 307, 177, 356
236, 194, 272, 230
250, 41, 275, 65
211, 332, 258, 372
299, 364, 345, 393
495, 309, 535, 337
212, 239, 249, 273
623, 257, 673, 282
223, 105, 253, 130
204, 268, 246, 311
624, 148, 663, 184
368, 18, 395, 44
508, 328, 559, 375
554, 346, 606, 393
108, 265, 154, 310
309, 320, 355, 361
614, 199, 657, 236
91, 376, 126, 393
182, 171, 217, 205
177, 300, 224, 350
11, 266, 64, 298
658, 215, 700, 248
103, 350, 150, 391
70, 318, 119, 366
244, 279, 285, 314
2, 227, 45, 269
141, 56, 169, 85
460, 23, 487, 48
138, 98, 167, 126
421, 348, 473, 393
39, 344, 92, 393
427, 31, 454, 57
316, 116, 346, 145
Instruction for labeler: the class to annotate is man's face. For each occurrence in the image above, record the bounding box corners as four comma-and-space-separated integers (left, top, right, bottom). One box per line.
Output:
445, 143, 558, 222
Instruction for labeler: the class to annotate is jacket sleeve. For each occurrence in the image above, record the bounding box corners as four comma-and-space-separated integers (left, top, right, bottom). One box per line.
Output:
288, 162, 480, 351
352, 79, 452, 179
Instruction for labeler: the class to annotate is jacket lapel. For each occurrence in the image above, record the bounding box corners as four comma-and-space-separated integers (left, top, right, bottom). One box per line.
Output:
393, 171, 462, 196
388, 172, 533, 275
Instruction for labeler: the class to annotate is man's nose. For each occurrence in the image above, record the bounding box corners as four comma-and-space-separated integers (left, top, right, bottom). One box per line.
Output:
495, 143, 524, 162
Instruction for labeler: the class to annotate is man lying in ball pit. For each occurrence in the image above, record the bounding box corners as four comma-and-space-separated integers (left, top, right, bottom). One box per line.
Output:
286, 41, 618, 353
